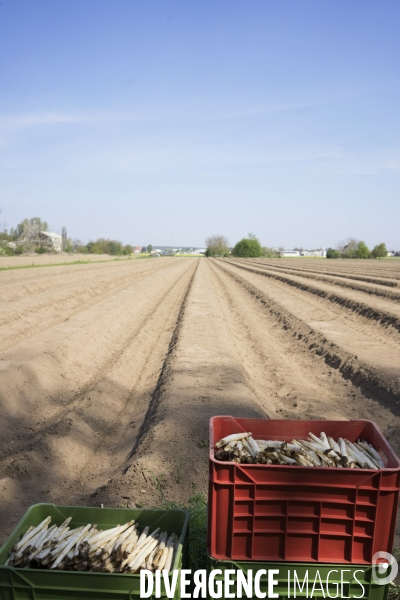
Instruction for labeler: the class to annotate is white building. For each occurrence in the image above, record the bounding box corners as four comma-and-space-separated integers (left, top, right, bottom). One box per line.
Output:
302, 248, 326, 257
39, 231, 63, 252
281, 250, 301, 257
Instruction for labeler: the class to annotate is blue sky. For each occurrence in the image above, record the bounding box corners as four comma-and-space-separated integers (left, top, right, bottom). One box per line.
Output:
0, 0, 399, 249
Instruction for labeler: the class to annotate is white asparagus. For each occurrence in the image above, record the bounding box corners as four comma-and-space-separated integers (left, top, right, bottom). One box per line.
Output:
309, 432, 328, 449
256, 440, 283, 449
153, 531, 168, 567
15, 524, 51, 555
339, 438, 347, 458
14, 517, 51, 551
325, 448, 341, 461
242, 438, 257, 459
146, 545, 159, 570
216, 432, 251, 447
328, 437, 341, 453
284, 443, 303, 453
296, 454, 314, 467
77, 527, 98, 555
355, 444, 381, 468
357, 442, 385, 468
28, 525, 58, 560
7, 517, 181, 574
216, 432, 388, 470
247, 436, 261, 457
89, 523, 130, 548
315, 451, 335, 467
123, 529, 146, 557
112, 523, 137, 555
320, 432, 331, 450
90, 524, 133, 554
305, 448, 322, 466
27, 526, 52, 554
51, 524, 91, 569
120, 529, 160, 569
156, 536, 174, 571
128, 536, 160, 572
119, 530, 139, 558
279, 455, 297, 465
301, 440, 326, 454
345, 443, 368, 468
163, 536, 177, 573
345, 440, 377, 470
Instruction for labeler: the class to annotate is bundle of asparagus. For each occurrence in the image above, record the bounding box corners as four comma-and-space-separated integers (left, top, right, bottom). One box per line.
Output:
5, 516, 180, 574
215, 431, 386, 469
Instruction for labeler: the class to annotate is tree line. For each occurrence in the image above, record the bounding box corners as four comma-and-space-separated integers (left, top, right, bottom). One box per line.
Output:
205, 234, 392, 260
0, 215, 141, 256
326, 239, 388, 259
205, 234, 279, 258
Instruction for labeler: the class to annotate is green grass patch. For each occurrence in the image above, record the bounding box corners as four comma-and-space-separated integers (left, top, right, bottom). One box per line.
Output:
388, 548, 400, 599
155, 493, 207, 571
389, 582, 400, 599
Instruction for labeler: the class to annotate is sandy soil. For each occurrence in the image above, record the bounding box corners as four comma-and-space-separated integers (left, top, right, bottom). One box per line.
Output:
0, 257, 400, 547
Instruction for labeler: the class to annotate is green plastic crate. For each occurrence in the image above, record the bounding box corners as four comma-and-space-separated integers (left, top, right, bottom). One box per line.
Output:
207, 555, 389, 600
0, 503, 189, 600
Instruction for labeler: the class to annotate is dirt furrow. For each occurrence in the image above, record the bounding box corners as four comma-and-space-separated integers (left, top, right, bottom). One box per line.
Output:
1, 254, 400, 548
0, 260, 182, 350
0, 259, 198, 539
259, 259, 400, 288
269, 259, 400, 281
94, 259, 267, 508
93, 258, 400, 516
223, 259, 400, 335
216, 260, 400, 402
0, 260, 195, 450
0, 258, 164, 302
242, 258, 400, 300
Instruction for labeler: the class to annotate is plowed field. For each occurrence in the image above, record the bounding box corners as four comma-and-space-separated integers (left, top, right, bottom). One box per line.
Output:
1, 256, 400, 545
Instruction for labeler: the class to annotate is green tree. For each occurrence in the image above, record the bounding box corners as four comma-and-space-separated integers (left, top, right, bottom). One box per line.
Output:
108, 240, 123, 255
205, 234, 229, 257
123, 244, 133, 255
146, 244, 153, 253
327, 248, 340, 258
232, 233, 263, 258
62, 226, 68, 251
356, 241, 370, 259
14, 217, 48, 240
337, 238, 359, 258
262, 247, 281, 258
371, 243, 388, 259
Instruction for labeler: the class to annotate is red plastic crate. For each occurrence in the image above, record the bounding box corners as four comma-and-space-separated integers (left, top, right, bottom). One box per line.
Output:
208, 416, 400, 564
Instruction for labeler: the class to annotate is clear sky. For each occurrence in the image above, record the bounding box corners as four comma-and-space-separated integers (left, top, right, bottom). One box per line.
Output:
0, 0, 399, 249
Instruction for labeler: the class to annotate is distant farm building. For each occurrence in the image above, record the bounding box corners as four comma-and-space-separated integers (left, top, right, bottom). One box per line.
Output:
280, 248, 326, 258
302, 248, 327, 257
39, 231, 63, 252
133, 246, 144, 254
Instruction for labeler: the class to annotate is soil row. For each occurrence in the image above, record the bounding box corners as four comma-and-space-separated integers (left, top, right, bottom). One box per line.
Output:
1, 257, 400, 548
242, 258, 400, 299
223, 259, 400, 336
0, 258, 197, 541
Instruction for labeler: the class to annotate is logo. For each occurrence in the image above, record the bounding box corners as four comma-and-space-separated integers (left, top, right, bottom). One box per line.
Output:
371, 552, 398, 586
